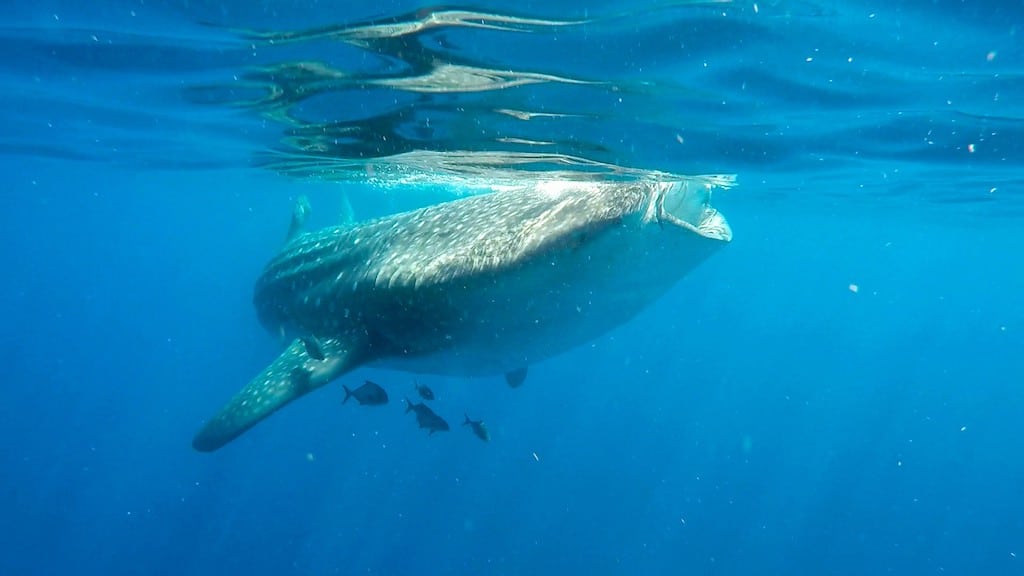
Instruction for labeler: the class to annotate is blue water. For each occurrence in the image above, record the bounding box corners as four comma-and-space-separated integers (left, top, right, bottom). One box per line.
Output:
2, 1, 1023, 574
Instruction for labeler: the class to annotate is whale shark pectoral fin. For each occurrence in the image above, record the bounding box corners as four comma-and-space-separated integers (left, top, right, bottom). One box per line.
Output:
505, 367, 528, 388
192, 335, 364, 452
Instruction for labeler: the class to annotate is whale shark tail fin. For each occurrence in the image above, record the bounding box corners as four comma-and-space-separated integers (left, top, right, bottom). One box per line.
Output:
192, 336, 363, 452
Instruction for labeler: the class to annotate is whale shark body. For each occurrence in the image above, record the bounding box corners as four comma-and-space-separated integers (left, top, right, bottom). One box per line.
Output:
192, 177, 733, 451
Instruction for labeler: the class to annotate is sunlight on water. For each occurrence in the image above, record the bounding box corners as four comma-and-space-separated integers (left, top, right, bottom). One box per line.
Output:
257, 149, 624, 186
228, 8, 594, 44
0, 0, 1020, 209
181, 0, 1024, 208
184, 6, 631, 180
256, 148, 738, 189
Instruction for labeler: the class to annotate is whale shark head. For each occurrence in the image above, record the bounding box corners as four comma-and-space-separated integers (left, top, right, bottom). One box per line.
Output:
649, 180, 732, 242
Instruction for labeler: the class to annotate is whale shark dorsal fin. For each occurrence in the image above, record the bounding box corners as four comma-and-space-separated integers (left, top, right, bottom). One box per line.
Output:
192, 335, 366, 452
505, 367, 528, 388
338, 191, 355, 227
285, 195, 312, 243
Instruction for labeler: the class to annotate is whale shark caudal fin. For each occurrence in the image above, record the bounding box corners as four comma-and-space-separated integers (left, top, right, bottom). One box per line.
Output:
192, 336, 362, 452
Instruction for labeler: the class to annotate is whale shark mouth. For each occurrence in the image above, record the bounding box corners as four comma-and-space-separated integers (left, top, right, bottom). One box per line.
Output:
653, 180, 733, 242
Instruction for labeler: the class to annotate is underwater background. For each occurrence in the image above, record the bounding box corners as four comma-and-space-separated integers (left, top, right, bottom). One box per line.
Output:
2, 0, 1023, 574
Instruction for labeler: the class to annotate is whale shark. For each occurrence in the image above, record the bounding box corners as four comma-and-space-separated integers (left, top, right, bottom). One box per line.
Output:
192, 177, 733, 451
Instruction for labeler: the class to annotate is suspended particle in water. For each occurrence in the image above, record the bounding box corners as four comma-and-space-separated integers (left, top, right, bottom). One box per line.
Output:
848, 283, 859, 294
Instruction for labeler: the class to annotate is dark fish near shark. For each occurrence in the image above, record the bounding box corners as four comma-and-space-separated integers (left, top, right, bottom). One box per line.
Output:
342, 380, 389, 405
192, 177, 733, 451
463, 414, 490, 442
404, 398, 450, 435
504, 367, 527, 388
414, 380, 435, 401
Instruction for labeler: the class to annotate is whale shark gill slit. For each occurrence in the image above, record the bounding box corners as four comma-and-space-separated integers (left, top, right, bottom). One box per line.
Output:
192, 335, 367, 452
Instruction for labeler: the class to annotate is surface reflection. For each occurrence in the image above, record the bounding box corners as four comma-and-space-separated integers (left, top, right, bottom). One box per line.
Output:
189, 5, 650, 180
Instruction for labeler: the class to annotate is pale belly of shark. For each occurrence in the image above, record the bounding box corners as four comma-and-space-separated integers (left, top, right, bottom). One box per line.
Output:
364, 221, 720, 376
194, 177, 734, 451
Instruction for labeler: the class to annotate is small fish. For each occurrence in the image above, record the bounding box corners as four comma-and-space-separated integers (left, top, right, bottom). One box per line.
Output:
505, 367, 528, 388
463, 414, 490, 442
343, 380, 389, 406
414, 380, 435, 401
300, 336, 325, 361
404, 398, 450, 435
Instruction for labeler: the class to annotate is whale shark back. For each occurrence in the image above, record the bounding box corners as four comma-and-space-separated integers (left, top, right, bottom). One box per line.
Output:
253, 181, 650, 338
